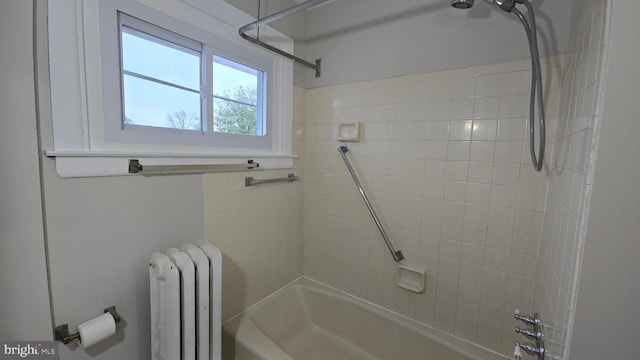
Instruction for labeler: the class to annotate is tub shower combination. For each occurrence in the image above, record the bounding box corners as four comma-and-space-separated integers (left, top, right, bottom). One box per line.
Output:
189, 0, 549, 359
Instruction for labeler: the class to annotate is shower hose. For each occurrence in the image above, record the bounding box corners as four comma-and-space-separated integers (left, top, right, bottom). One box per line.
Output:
512, 0, 546, 172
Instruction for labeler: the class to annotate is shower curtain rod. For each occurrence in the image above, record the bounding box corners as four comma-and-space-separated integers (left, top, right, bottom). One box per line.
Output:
238, 0, 331, 77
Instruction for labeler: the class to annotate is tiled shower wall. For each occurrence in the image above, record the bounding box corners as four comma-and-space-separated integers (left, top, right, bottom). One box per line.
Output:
204, 87, 306, 322
533, 0, 609, 358
303, 58, 562, 355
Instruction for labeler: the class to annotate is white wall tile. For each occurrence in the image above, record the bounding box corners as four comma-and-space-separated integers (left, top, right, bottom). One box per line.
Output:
470, 141, 495, 162
449, 120, 473, 140
443, 200, 466, 221
462, 223, 488, 246
474, 97, 500, 120
466, 183, 491, 205
486, 227, 513, 251
445, 161, 469, 182
451, 99, 475, 120
444, 181, 468, 202
447, 141, 471, 161
460, 263, 484, 286
484, 248, 512, 273
472, 120, 498, 141
461, 243, 486, 267
429, 100, 451, 121
468, 162, 494, 184
442, 220, 464, 242
492, 164, 521, 185
301, 58, 562, 357
494, 141, 523, 164
475, 75, 501, 97
440, 238, 462, 260
482, 269, 509, 293
481, 288, 507, 312
532, 3, 608, 357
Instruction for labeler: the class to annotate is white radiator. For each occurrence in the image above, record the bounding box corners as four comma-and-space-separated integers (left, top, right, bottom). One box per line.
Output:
150, 243, 222, 360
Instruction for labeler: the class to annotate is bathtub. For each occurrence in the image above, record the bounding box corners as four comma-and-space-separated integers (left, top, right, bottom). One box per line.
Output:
222, 278, 508, 360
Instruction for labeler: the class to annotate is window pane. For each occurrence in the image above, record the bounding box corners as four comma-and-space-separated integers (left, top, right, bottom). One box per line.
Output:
213, 55, 264, 136
123, 75, 201, 131
213, 98, 257, 135
122, 27, 200, 91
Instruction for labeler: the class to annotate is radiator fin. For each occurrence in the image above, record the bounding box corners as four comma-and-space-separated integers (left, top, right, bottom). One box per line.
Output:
150, 243, 222, 360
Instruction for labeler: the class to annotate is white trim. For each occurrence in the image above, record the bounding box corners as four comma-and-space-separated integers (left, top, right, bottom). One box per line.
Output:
47, 0, 294, 177
47, 152, 296, 178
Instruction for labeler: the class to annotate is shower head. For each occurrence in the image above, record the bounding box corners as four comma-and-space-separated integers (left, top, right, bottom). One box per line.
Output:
451, 0, 474, 9
451, 0, 516, 12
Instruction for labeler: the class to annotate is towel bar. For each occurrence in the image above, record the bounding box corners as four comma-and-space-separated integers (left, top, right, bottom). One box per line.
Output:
245, 173, 299, 186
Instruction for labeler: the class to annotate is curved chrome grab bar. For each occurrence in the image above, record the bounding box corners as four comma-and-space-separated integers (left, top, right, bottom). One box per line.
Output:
238, 0, 328, 77
338, 145, 405, 262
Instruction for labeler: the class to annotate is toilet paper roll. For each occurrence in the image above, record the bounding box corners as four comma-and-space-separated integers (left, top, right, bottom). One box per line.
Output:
78, 312, 116, 348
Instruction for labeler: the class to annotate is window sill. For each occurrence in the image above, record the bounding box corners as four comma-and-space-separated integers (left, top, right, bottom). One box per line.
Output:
45, 151, 296, 178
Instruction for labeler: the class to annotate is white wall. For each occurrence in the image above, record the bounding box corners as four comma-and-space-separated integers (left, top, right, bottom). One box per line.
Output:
0, 0, 53, 340
33, 1, 206, 358
303, 0, 573, 88
569, 0, 640, 357
532, 0, 609, 357
40, 164, 205, 360
0, 2, 210, 358
31, 2, 305, 358
534, 0, 640, 358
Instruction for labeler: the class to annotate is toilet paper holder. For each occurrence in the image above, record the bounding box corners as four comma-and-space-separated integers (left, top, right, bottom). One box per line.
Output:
54, 306, 121, 344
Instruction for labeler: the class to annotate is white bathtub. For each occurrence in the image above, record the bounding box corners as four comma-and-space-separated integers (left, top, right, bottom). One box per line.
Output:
222, 278, 508, 360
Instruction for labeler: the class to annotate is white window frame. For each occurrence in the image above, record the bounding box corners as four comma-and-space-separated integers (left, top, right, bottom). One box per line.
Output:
116, 13, 207, 135
46, 0, 294, 177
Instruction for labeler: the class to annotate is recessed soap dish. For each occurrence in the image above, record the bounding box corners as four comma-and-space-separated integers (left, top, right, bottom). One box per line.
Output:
337, 123, 360, 142
397, 265, 426, 293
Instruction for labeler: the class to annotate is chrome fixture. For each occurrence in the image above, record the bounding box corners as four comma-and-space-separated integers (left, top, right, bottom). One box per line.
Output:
452, 0, 546, 172
238, 0, 329, 77
338, 145, 404, 262
245, 173, 300, 187
515, 341, 545, 359
515, 327, 543, 342
514, 310, 545, 359
128, 159, 259, 175
54, 306, 122, 345
451, 0, 474, 9
515, 311, 542, 329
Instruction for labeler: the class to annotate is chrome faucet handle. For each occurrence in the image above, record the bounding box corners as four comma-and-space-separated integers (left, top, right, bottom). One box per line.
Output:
515, 341, 545, 359
514, 311, 542, 330
515, 327, 542, 341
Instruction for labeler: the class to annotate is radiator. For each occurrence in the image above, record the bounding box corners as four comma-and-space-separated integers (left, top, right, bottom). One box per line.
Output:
150, 243, 222, 360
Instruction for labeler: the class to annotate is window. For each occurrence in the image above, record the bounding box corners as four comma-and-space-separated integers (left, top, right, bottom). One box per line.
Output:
116, 13, 270, 147
212, 55, 265, 136
46, 0, 293, 177
120, 19, 203, 132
